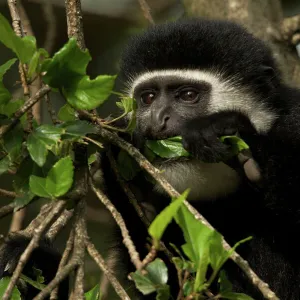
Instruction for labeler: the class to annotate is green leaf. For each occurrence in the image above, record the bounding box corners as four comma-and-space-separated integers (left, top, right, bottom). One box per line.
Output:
221, 292, 254, 300
62, 120, 97, 137
35, 125, 63, 146
63, 74, 116, 110
156, 285, 170, 300
117, 149, 141, 181
0, 13, 36, 63
27, 133, 48, 167
210, 235, 251, 273
3, 125, 23, 162
0, 156, 10, 175
46, 156, 74, 197
20, 274, 45, 291
0, 58, 17, 105
175, 205, 215, 291
88, 153, 97, 165
220, 135, 249, 156
85, 284, 101, 300
0, 99, 25, 117
0, 277, 21, 300
14, 191, 35, 211
28, 51, 40, 79
116, 97, 136, 114
219, 271, 232, 294
42, 38, 91, 88
32, 267, 45, 284
183, 280, 193, 297
131, 259, 168, 295
148, 190, 188, 245
0, 58, 17, 79
145, 136, 190, 159
29, 175, 50, 198
58, 104, 77, 121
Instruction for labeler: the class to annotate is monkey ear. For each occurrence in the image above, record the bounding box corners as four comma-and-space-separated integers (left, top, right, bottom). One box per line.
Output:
255, 65, 278, 91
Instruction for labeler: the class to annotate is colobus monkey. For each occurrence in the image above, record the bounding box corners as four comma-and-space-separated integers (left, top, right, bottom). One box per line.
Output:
1, 18, 300, 299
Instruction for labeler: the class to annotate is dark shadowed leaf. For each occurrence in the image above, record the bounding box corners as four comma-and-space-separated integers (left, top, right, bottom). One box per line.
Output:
221, 292, 254, 300
219, 271, 232, 294
27, 133, 48, 167
0, 58, 17, 105
62, 120, 97, 137
14, 191, 35, 211
0, 277, 21, 300
20, 274, 45, 291
156, 286, 170, 300
0, 13, 36, 63
42, 38, 91, 88
117, 149, 141, 181
0, 156, 10, 176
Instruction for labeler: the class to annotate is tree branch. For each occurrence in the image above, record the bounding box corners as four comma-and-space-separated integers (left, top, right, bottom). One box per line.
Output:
137, 0, 155, 25
65, 0, 86, 50
90, 178, 143, 270
0, 85, 51, 139
2, 200, 66, 300
86, 238, 130, 300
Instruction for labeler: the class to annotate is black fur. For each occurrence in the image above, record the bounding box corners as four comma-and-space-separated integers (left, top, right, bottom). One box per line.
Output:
1, 18, 300, 300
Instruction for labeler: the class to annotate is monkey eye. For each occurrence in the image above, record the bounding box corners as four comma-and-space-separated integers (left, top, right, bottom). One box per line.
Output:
141, 92, 156, 105
178, 89, 199, 102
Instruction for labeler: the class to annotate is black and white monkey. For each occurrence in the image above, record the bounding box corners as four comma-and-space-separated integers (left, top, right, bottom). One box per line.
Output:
1, 18, 300, 299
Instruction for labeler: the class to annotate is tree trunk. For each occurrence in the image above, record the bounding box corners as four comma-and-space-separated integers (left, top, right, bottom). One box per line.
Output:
183, 0, 300, 86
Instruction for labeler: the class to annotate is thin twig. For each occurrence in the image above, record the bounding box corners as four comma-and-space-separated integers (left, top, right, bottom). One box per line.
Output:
86, 238, 131, 300
65, 0, 86, 50
0, 85, 51, 138
33, 261, 79, 300
9, 208, 26, 232
78, 110, 279, 300
2, 200, 66, 300
47, 209, 74, 241
45, 93, 59, 124
0, 203, 15, 218
90, 178, 143, 270
33, 200, 87, 300
72, 199, 87, 300
107, 149, 150, 227
0, 188, 17, 198
137, 0, 155, 25
50, 229, 75, 300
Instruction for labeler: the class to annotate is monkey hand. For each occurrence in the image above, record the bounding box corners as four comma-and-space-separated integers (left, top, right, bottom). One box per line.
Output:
181, 111, 256, 163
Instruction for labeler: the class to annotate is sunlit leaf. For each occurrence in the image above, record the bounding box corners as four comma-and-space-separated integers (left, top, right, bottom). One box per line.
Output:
46, 156, 74, 197
131, 259, 168, 296
85, 283, 101, 300
58, 104, 77, 121
0, 13, 36, 63
149, 190, 188, 246
0, 277, 21, 300
63, 75, 116, 110
145, 136, 190, 159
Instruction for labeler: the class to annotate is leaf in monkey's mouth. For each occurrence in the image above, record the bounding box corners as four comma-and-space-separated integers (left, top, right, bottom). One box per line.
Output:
144, 135, 249, 161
